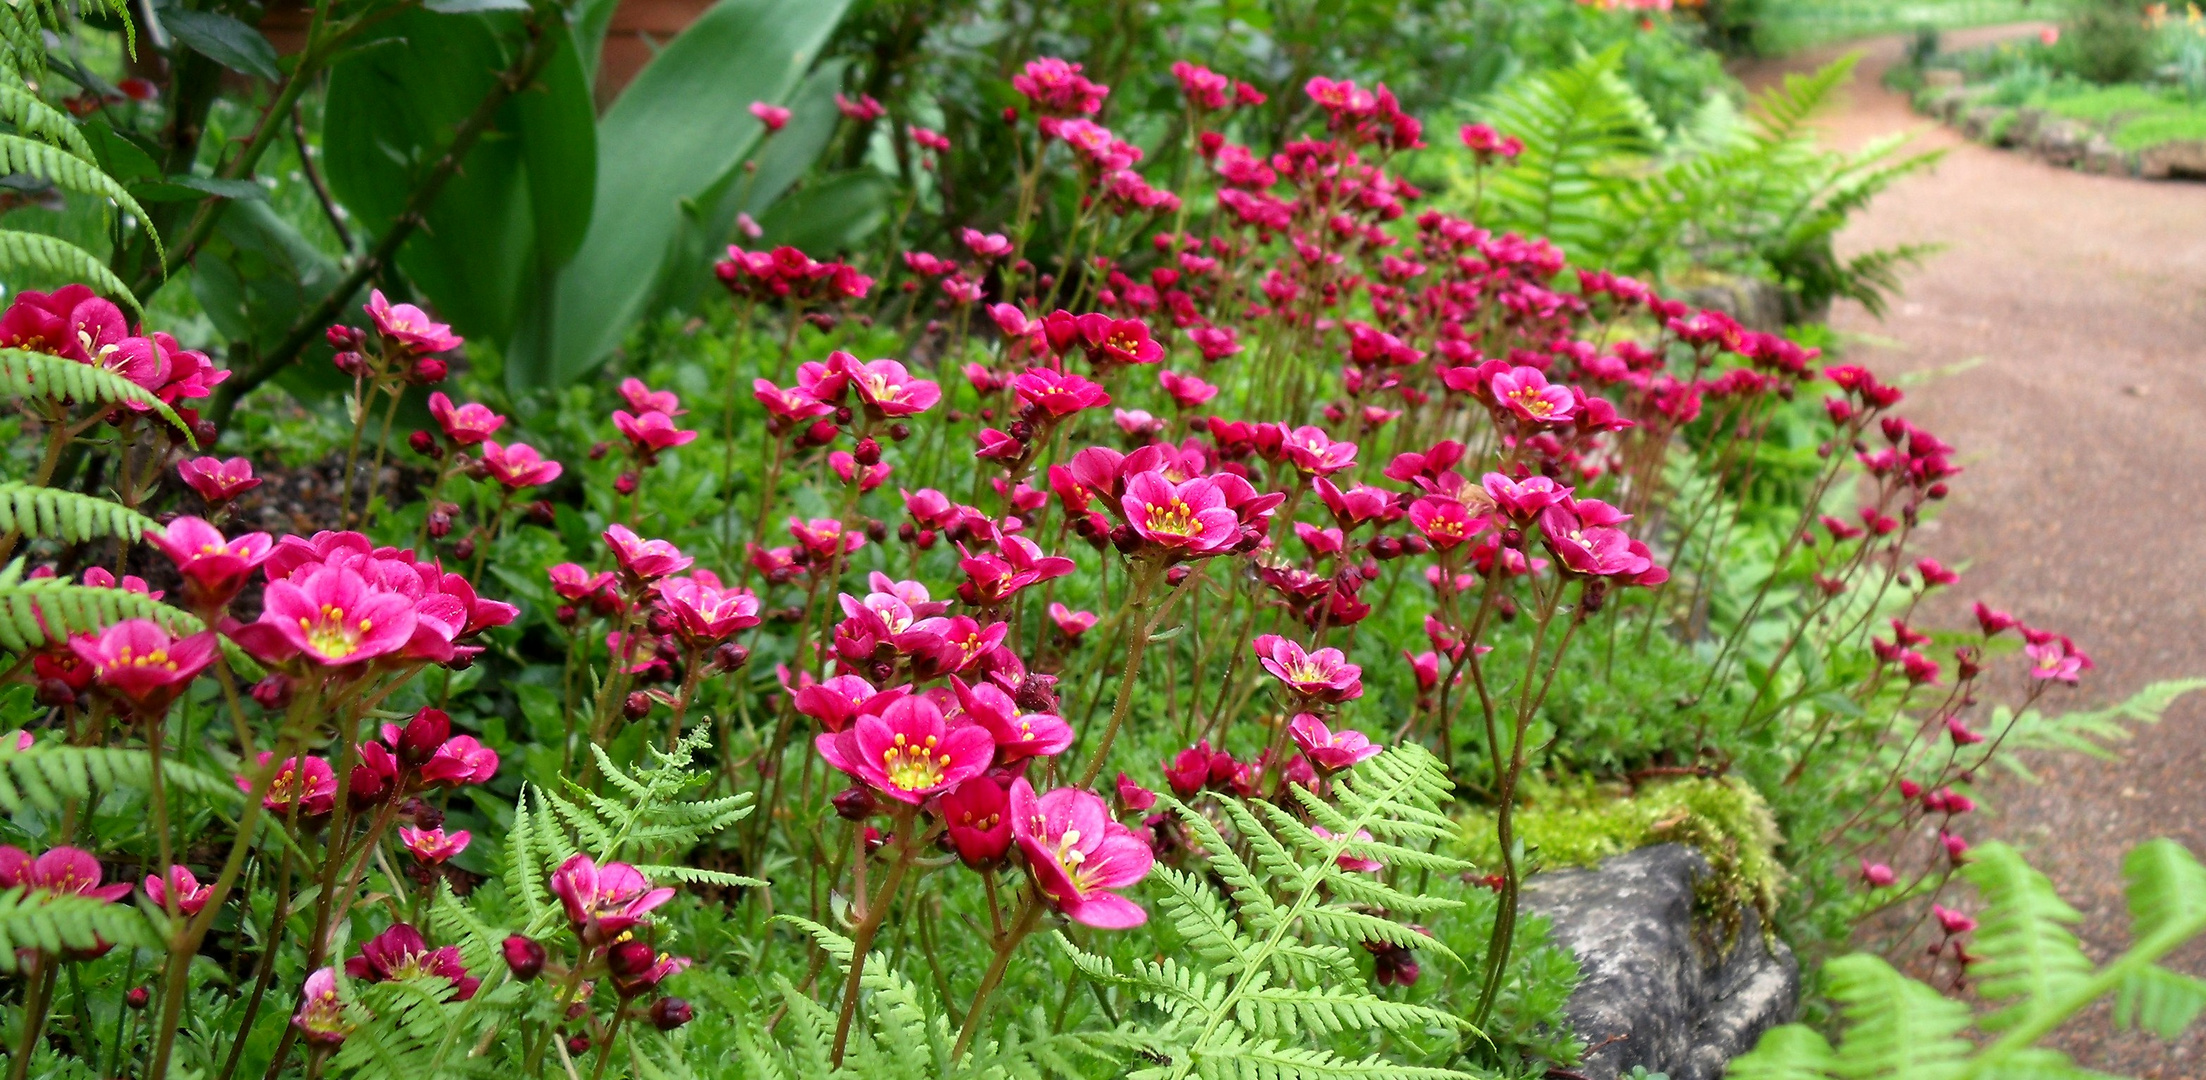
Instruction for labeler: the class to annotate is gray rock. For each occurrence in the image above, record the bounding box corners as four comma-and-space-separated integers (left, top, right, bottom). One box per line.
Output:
2082, 135, 2131, 177
2032, 119, 2091, 168
1680, 277, 1788, 334
2138, 140, 2206, 180
1523, 845, 1798, 1080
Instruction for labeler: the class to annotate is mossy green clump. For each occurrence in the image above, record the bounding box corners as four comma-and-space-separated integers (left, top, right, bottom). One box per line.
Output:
1457, 776, 1785, 941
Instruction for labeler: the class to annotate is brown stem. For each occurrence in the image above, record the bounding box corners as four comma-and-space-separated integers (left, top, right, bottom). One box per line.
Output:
950, 893, 1044, 1061
829, 805, 923, 1066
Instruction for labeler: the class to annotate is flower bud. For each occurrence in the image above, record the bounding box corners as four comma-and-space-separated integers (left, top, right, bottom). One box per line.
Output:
556, 604, 579, 625
566, 1035, 591, 1056
410, 356, 449, 384
126, 986, 149, 1010
503, 935, 547, 981
528, 500, 556, 527
453, 537, 476, 561
589, 441, 612, 461
712, 642, 750, 673
917, 528, 938, 549
408, 429, 439, 457
624, 692, 652, 720
806, 419, 839, 445
326, 324, 365, 350
853, 437, 881, 466
864, 518, 887, 543
250, 675, 292, 710
332, 351, 367, 376
614, 472, 639, 496
1370, 536, 1401, 560
649, 996, 694, 1031
34, 678, 75, 709
403, 797, 445, 831
1496, 595, 1518, 622
348, 765, 390, 809
426, 510, 453, 539
888, 422, 912, 442
1165, 566, 1190, 587
1402, 535, 1431, 555
898, 522, 917, 543
191, 418, 220, 448
398, 708, 451, 766
1007, 420, 1034, 443
833, 406, 855, 425
832, 785, 877, 821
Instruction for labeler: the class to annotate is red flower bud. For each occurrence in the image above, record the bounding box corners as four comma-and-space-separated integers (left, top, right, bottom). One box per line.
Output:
126, 986, 149, 1010
624, 692, 652, 720
408, 429, 439, 457
398, 708, 451, 766
250, 675, 292, 710
502, 935, 546, 981
650, 996, 694, 1030
566, 1035, 591, 1056
410, 356, 449, 384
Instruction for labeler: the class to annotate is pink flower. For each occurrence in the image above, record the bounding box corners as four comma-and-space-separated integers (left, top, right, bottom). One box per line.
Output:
1933, 904, 1977, 936
1254, 635, 1363, 703
365, 290, 462, 354
910, 125, 950, 153
1157, 368, 1218, 408
1288, 714, 1382, 771
144, 864, 213, 916
1538, 502, 1653, 579
836, 93, 885, 122
1409, 497, 1484, 550
1116, 772, 1157, 813
794, 674, 903, 733
1074, 313, 1165, 366
479, 441, 562, 489
20, 847, 131, 901
1011, 57, 1110, 116
941, 775, 1013, 868
1121, 471, 1239, 554
604, 524, 694, 583
788, 516, 864, 560
398, 826, 471, 864
957, 529, 1075, 604
346, 923, 478, 1000
427, 393, 504, 445
293, 968, 349, 1048
1946, 717, 1985, 746
951, 675, 1073, 761
1012, 367, 1110, 417
816, 694, 995, 804
1283, 426, 1357, 475
177, 456, 261, 505
549, 854, 677, 944
1859, 860, 1896, 887
145, 516, 273, 611
839, 355, 941, 417
256, 565, 418, 665
619, 377, 683, 416
653, 576, 761, 646
1188, 324, 1241, 361
753, 378, 833, 422
1482, 473, 1568, 520
1010, 778, 1152, 929
1916, 558, 1958, 588
548, 563, 614, 602
67, 619, 218, 711
1171, 60, 1231, 110
1972, 602, 2018, 636
421, 735, 498, 786
1048, 602, 1096, 640
613, 409, 698, 454
1489, 366, 1576, 425
244, 753, 337, 815
959, 228, 1013, 259
748, 101, 791, 132
2026, 637, 2091, 684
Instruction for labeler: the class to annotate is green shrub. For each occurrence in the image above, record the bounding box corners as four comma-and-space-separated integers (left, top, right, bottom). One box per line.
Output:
2057, 0, 2159, 82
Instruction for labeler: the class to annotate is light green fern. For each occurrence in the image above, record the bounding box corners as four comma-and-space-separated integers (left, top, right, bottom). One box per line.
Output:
1469, 44, 1658, 258
1059, 744, 1480, 1080
0, 738, 237, 815
0, 133, 162, 264
0, 888, 162, 971
0, 559, 202, 652
0, 85, 94, 159
1727, 839, 2206, 1079
0, 348, 192, 436
0, 483, 160, 546
0, 232, 141, 314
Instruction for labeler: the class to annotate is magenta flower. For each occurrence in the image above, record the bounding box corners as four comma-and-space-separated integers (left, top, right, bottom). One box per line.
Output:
1288, 714, 1382, 771
752, 378, 833, 422
421, 735, 498, 787
144, 864, 213, 916
817, 695, 995, 804
613, 409, 698, 454
1973, 602, 2018, 636
788, 517, 863, 561
398, 826, 470, 864
653, 576, 761, 646
604, 524, 694, 583
1488, 366, 1576, 424
549, 854, 677, 945
839, 355, 941, 417
346, 923, 479, 1000
293, 968, 349, 1048
479, 440, 562, 489
1012, 57, 1110, 116
1157, 368, 1218, 408
959, 228, 1013, 260
21, 847, 131, 901
1408, 497, 1484, 550
67, 619, 217, 711
427, 392, 504, 446
1859, 860, 1896, 887
940, 775, 1013, 868
1121, 471, 1238, 554
256, 565, 418, 666
177, 456, 261, 505
619, 377, 683, 416
1048, 602, 1096, 640
365, 290, 462, 354
748, 101, 791, 132
145, 516, 273, 612
1314, 827, 1384, 873
1283, 426, 1358, 475
1012, 367, 1110, 417
1933, 905, 1977, 936
1073, 313, 1165, 366
1481, 473, 1568, 520
236, 753, 336, 816
1254, 635, 1363, 703
2026, 637, 2091, 684
1009, 778, 1153, 929
956, 530, 1075, 605
1537, 503, 1655, 580
951, 675, 1073, 761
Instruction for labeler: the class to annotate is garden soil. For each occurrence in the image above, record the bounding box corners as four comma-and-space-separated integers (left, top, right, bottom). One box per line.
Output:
1739, 28, 2206, 1077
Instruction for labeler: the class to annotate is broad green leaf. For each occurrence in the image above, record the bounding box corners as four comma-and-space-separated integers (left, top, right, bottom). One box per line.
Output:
160, 9, 281, 80
755, 169, 894, 253
509, 0, 852, 392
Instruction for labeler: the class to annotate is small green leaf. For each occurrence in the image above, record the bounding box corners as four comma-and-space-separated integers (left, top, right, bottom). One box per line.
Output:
161, 10, 282, 81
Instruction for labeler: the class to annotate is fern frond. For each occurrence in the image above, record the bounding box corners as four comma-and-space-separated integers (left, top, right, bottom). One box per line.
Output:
0, 85, 94, 158
2113, 839, 2206, 1038
0, 888, 161, 971
0, 133, 162, 263
0, 740, 235, 814
1814, 954, 1975, 1076
0, 574, 202, 653
0, 483, 160, 546
629, 863, 763, 889
0, 349, 189, 435
0, 233, 139, 315
1965, 842, 2092, 1034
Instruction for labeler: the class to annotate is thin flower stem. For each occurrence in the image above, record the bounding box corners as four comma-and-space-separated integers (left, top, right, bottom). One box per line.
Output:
829, 804, 924, 1066
1074, 561, 1162, 789
950, 892, 1044, 1062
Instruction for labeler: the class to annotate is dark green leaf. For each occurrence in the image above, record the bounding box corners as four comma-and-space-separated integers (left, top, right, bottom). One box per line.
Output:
426, 0, 530, 11
755, 170, 893, 256
161, 10, 281, 81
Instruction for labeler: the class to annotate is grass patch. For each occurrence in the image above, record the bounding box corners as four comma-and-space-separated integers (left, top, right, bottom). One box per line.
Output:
1756, 0, 2073, 54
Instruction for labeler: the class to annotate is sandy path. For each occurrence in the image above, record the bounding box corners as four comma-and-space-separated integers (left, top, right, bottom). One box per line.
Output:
1734, 27, 2206, 1075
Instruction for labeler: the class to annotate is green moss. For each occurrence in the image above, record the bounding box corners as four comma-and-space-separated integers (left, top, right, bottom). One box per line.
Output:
1457, 776, 1785, 941
2111, 111, 2206, 150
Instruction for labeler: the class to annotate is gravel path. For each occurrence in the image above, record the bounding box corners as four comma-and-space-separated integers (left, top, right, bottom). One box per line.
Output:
1738, 28, 2206, 1076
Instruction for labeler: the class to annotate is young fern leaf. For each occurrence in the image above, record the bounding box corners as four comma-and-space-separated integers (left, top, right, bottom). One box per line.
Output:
0, 348, 191, 437
0, 573, 203, 653
0, 232, 141, 316
0, 740, 235, 815
1061, 745, 1480, 1080
328, 977, 515, 1080
0, 85, 94, 159
0, 133, 162, 264
2114, 839, 2206, 1038
0, 890, 161, 970
0, 483, 161, 545
1962, 843, 2092, 1034
1473, 44, 1657, 260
